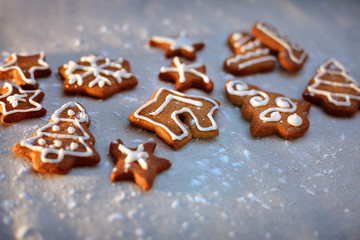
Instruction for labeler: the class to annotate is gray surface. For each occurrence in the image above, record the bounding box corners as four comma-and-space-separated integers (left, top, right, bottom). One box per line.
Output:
1, 0, 360, 239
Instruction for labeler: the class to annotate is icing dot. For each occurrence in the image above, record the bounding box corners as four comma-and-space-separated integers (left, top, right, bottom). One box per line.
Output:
37, 138, 46, 146
53, 140, 62, 147
67, 127, 76, 134
52, 125, 60, 132
70, 142, 78, 150
287, 113, 303, 127
67, 109, 75, 116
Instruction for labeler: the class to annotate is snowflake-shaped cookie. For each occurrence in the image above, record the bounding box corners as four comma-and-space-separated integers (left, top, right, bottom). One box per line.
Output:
59, 55, 138, 99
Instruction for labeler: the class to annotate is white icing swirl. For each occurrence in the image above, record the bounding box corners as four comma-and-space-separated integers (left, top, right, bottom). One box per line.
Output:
226, 80, 302, 125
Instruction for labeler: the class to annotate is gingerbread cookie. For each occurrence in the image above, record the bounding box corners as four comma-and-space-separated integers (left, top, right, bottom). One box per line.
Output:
13, 102, 100, 174
110, 139, 171, 191
59, 55, 138, 99
0, 83, 46, 123
224, 31, 276, 76
0, 52, 52, 89
226, 80, 311, 139
128, 88, 220, 149
303, 58, 360, 117
159, 57, 213, 92
149, 32, 204, 60
252, 21, 308, 72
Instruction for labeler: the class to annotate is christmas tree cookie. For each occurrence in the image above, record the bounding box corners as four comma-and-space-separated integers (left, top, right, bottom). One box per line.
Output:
13, 102, 100, 174
303, 58, 360, 117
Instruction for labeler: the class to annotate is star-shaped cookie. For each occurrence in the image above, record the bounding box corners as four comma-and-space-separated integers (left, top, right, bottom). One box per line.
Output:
0, 52, 52, 89
109, 139, 171, 191
149, 32, 204, 60
0, 83, 46, 123
159, 57, 213, 92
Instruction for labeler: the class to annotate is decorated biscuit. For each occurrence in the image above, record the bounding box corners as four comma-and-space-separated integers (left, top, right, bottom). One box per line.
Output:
226, 80, 311, 139
59, 55, 138, 99
110, 139, 171, 191
159, 57, 213, 92
128, 88, 220, 149
149, 31, 204, 60
303, 58, 360, 117
0, 83, 46, 123
224, 31, 276, 76
13, 102, 100, 174
0, 52, 52, 89
252, 21, 308, 71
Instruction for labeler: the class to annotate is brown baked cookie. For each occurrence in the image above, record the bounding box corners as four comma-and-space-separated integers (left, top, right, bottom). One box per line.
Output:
303, 58, 360, 117
252, 21, 308, 72
59, 55, 138, 99
149, 32, 204, 61
0, 52, 52, 89
110, 139, 171, 191
0, 83, 46, 123
226, 80, 311, 139
13, 101, 100, 174
159, 57, 213, 92
224, 31, 276, 76
128, 88, 220, 149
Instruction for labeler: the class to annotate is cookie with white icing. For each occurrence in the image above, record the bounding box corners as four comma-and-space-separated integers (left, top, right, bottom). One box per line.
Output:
110, 139, 171, 191
0, 52, 52, 89
252, 21, 308, 72
159, 57, 213, 92
13, 102, 100, 174
59, 55, 138, 99
224, 31, 276, 76
0, 83, 46, 123
303, 58, 360, 117
149, 32, 204, 60
226, 80, 311, 139
128, 88, 220, 149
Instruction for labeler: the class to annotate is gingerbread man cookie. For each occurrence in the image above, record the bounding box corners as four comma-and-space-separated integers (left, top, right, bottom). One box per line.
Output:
252, 21, 308, 72
0, 52, 52, 89
128, 88, 220, 149
0, 83, 46, 123
226, 80, 311, 139
303, 58, 360, 117
59, 55, 138, 99
110, 139, 171, 191
224, 31, 276, 76
149, 32, 204, 60
13, 102, 100, 174
159, 57, 213, 92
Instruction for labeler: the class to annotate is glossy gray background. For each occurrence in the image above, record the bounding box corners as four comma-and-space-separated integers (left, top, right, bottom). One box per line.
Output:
0, 0, 359, 239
